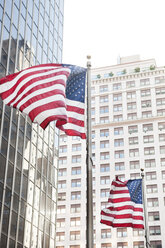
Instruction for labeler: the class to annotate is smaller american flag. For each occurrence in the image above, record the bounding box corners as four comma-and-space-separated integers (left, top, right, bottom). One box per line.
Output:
101, 177, 144, 229
0, 64, 87, 139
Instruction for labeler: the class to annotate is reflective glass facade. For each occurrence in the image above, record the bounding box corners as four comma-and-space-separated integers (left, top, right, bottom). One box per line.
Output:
0, 0, 64, 247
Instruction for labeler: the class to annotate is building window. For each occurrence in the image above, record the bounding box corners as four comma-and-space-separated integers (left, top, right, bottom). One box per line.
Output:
70, 204, 81, 213
115, 162, 125, 171
157, 109, 165, 116
71, 167, 81, 175
150, 240, 162, 248
59, 157, 67, 165
113, 83, 121, 90
133, 241, 144, 248
100, 116, 109, 124
70, 217, 80, 227
133, 228, 144, 236
143, 123, 153, 132
100, 129, 109, 137
146, 184, 158, 193
71, 179, 81, 187
115, 150, 124, 159
129, 149, 139, 157
130, 173, 140, 179
128, 125, 138, 134
118, 174, 125, 181
162, 171, 165, 179
113, 115, 123, 122
100, 140, 109, 148
145, 159, 155, 168
59, 145, 67, 153
101, 243, 112, 248
70, 231, 80, 240
58, 192, 66, 201
160, 146, 165, 154
91, 87, 95, 94
163, 184, 165, 192
147, 198, 159, 207
155, 76, 164, 84
100, 189, 109, 198
127, 113, 137, 120
140, 78, 150, 86
56, 232, 65, 241
71, 191, 81, 200
142, 111, 152, 118
113, 93, 122, 101
101, 229, 111, 239
143, 135, 154, 143
156, 87, 165, 95
91, 97, 95, 104
100, 164, 110, 172
114, 138, 124, 147
72, 144, 81, 152
114, 127, 123, 135
91, 108, 95, 116
100, 85, 108, 92
57, 205, 66, 214
148, 212, 160, 221
130, 161, 140, 170
127, 91, 136, 99
141, 100, 151, 108
58, 180, 66, 189
159, 134, 165, 142
156, 98, 165, 106
126, 80, 135, 88
58, 169, 67, 177
56, 218, 65, 228
117, 243, 128, 248
158, 122, 165, 130
146, 171, 156, 180
129, 137, 138, 145
100, 95, 108, 103
149, 226, 161, 236
100, 152, 110, 160
117, 228, 127, 237
60, 135, 67, 142
92, 131, 95, 139
127, 102, 136, 110
141, 89, 151, 97
100, 106, 109, 114
113, 104, 122, 112
100, 176, 110, 185
72, 155, 81, 163
161, 158, 165, 167
144, 147, 155, 155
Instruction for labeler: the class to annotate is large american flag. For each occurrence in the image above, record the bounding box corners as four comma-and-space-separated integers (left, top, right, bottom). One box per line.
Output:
101, 177, 144, 229
0, 64, 87, 139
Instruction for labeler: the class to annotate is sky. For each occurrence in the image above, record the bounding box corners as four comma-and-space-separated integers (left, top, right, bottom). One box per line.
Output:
62, 0, 165, 69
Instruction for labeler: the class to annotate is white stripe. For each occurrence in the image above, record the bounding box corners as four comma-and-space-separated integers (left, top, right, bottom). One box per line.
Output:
4, 70, 69, 104
113, 180, 125, 185
16, 83, 65, 109
66, 98, 85, 109
101, 215, 144, 224
0, 66, 68, 93
102, 208, 143, 216
60, 122, 85, 133
33, 107, 67, 124
105, 201, 143, 209
23, 94, 66, 115
67, 110, 84, 121
109, 193, 130, 199
112, 186, 128, 191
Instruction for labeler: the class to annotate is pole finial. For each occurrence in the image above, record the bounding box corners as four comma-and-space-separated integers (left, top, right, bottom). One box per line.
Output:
87, 55, 91, 68
87, 55, 91, 60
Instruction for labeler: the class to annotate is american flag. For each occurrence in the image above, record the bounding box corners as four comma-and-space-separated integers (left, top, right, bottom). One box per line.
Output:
101, 177, 144, 229
0, 64, 87, 139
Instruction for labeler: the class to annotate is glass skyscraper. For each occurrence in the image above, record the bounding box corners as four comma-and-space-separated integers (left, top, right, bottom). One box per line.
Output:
0, 0, 64, 247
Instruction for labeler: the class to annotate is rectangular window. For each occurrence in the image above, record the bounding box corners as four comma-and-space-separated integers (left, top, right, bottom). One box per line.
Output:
117, 228, 127, 237
72, 144, 81, 152
150, 241, 162, 248
72, 155, 81, 163
113, 93, 122, 101
115, 162, 125, 171
147, 198, 159, 207
113, 115, 123, 122
100, 129, 109, 137
113, 83, 121, 90
143, 135, 154, 143
59, 145, 67, 153
142, 111, 152, 118
144, 147, 155, 155
114, 139, 124, 147
156, 87, 165, 95
100, 164, 110, 172
160, 146, 165, 154
100, 176, 110, 185
100, 85, 108, 92
127, 113, 137, 120
133, 241, 144, 248
100, 106, 109, 114
70, 204, 81, 213
126, 80, 135, 88
140, 78, 150, 86
100, 141, 109, 148
156, 98, 165, 106
141, 100, 151, 108
100, 117, 109, 124
113, 104, 122, 112
133, 229, 144, 236
130, 173, 140, 179
58, 180, 66, 189
114, 127, 123, 135
91, 108, 95, 116
58, 192, 66, 201
149, 226, 161, 236
71, 167, 81, 175
162, 171, 165, 179
146, 171, 156, 180
129, 149, 139, 157
130, 161, 140, 170
117, 242, 128, 248
57, 205, 66, 214
58, 169, 67, 177
71, 179, 81, 187
115, 150, 124, 159
56, 232, 65, 241
155, 76, 164, 84
127, 91, 136, 99
157, 109, 165, 116
71, 191, 81, 200
129, 137, 138, 145
127, 102, 136, 110
158, 122, 165, 131
146, 184, 158, 193
145, 159, 155, 168
59, 157, 67, 165
56, 218, 65, 228
159, 134, 165, 141
143, 123, 153, 132
70, 231, 80, 241
101, 229, 111, 239
100, 95, 108, 103
148, 211, 160, 221
100, 189, 109, 198
70, 217, 80, 227
141, 89, 151, 97
100, 152, 110, 160
128, 125, 138, 134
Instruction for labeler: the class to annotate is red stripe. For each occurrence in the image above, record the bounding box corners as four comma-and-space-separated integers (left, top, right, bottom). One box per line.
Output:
100, 219, 144, 229
105, 205, 143, 212
60, 128, 86, 139
112, 181, 126, 187
28, 100, 66, 121
40, 114, 67, 129
67, 105, 85, 114
19, 89, 65, 111
110, 190, 129, 194
108, 197, 131, 203
68, 117, 84, 127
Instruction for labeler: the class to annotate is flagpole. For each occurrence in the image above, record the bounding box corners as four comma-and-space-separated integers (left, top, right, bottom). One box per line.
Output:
86, 55, 94, 248
141, 168, 150, 248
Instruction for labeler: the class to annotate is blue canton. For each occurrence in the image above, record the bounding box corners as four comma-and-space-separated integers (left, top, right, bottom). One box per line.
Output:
127, 179, 142, 204
63, 64, 87, 103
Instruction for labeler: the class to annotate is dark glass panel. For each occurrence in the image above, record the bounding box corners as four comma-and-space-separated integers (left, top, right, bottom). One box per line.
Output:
2, 206, 10, 234
18, 216, 25, 243
0, 233, 7, 247
19, 15, 25, 38
5, 187, 12, 207
12, 108, 18, 124
1, 49, 8, 68
16, 152, 23, 170
10, 38, 17, 63
13, 4, 19, 27
19, 116, 25, 132
43, 157, 47, 177
0, 202, 1, 220
10, 122, 17, 147
6, 162, 14, 188
18, 130, 24, 154
11, 23, 18, 40
0, 183, 3, 203
21, 175, 27, 199
13, 193, 19, 212
40, 191, 45, 215
14, 169, 21, 194
20, 199, 26, 217
9, 145, 15, 164
9, 239, 15, 248
4, 13, 10, 32
5, 104, 11, 117
26, 122, 32, 139
0, 154, 6, 183
0, 63, 6, 78
3, 115, 10, 140
10, 211, 18, 239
